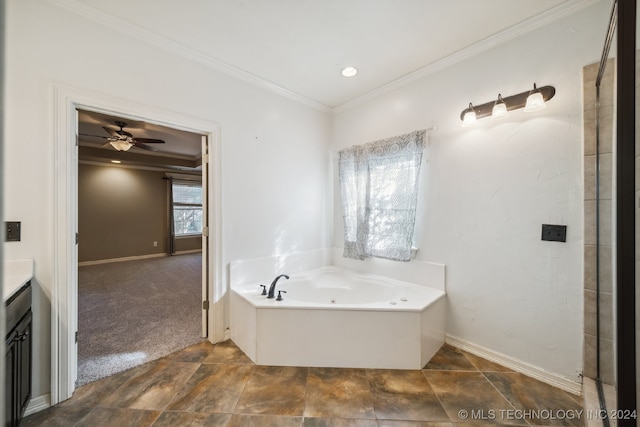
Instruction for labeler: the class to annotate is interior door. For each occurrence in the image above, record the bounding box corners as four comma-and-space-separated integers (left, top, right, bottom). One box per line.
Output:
201, 135, 209, 337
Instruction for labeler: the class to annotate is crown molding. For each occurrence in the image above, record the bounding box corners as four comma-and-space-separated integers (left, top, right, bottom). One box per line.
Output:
334, 0, 602, 113
47, 0, 332, 113
48, 0, 599, 115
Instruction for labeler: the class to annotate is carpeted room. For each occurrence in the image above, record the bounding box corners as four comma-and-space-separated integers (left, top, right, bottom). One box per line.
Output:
77, 115, 207, 385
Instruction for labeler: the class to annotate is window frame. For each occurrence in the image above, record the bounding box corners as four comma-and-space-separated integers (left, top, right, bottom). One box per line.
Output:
171, 181, 203, 237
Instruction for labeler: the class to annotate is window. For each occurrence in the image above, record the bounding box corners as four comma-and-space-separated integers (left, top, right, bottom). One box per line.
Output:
339, 129, 425, 261
172, 182, 203, 236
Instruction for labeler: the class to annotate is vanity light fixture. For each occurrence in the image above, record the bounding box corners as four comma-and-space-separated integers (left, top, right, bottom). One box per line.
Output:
460, 83, 555, 126
341, 66, 358, 77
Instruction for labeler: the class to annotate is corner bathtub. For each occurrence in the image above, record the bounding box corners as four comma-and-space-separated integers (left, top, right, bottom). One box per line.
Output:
230, 267, 446, 369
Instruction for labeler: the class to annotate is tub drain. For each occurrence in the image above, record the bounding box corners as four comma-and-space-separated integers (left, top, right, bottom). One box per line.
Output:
330, 299, 336, 304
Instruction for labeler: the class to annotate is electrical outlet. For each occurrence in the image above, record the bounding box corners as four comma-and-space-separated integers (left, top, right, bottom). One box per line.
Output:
5, 222, 21, 242
153, 241, 158, 247
541, 224, 567, 242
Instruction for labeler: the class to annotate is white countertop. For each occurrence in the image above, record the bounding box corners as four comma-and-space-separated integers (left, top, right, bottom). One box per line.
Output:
4, 259, 34, 302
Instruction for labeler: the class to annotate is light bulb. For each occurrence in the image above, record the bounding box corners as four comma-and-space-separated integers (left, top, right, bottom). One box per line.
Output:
524, 84, 546, 112
491, 94, 509, 119
462, 104, 477, 127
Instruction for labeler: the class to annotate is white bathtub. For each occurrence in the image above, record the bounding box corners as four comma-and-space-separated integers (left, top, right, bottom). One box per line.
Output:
231, 266, 446, 369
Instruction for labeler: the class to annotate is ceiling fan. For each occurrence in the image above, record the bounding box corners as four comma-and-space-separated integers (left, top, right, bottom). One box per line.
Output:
80, 120, 166, 152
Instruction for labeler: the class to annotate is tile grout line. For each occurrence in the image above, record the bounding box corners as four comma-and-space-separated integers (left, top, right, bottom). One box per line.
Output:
478, 370, 531, 426
459, 347, 532, 425
157, 360, 204, 413
420, 369, 455, 423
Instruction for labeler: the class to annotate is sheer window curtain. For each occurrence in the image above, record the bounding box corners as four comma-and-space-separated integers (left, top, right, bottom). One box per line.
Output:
339, 129, 426, 261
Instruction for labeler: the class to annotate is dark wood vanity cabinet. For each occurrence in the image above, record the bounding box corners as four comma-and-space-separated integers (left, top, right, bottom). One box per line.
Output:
5, 283, 32, 427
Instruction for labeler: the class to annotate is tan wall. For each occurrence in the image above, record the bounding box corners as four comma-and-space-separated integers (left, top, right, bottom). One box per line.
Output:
175, 236, 202, 252
78, 164, 169, 262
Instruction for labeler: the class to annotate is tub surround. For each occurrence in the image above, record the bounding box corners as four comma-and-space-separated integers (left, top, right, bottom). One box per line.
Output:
4, 259, 34, 302
230, 249, 446, 369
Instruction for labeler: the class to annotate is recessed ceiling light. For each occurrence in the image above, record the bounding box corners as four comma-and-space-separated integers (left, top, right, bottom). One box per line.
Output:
111, 160, 122, 164
341, 66, 358, 77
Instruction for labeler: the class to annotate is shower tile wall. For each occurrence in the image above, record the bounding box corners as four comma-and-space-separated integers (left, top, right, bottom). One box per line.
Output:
583, 59, 615, 385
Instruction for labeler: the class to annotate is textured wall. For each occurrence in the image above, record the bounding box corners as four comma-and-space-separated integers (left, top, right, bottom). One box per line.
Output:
4, 0, 331, 399
333, 2, 610, 381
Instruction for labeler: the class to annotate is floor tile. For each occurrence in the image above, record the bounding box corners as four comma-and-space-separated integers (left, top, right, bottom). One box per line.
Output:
161, 340, 215, 363
22, 406, 93, 426
304, 417, 379, 426
99, 360, 199, 410
203, 339, 254, 364
423, 371, 523, 425
75, 407, 161, 427
423, 344, 477, 371
151, 411, 231, 426
167, 363, 252, 413
378, 421, 455, 427
61, 363, 150, 408
484, 372, 584, 426
463, 352, 514, 373
304, 368, 376, 419
228, 414, 303, 426
235, 365, 308, 415
367, 369, 450, 421
23, 341, 584, 427
455, 424, 518, 427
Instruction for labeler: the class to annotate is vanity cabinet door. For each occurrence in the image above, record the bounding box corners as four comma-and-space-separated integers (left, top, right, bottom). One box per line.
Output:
16, 311, 32, 420
4, 310, 32, 427
5, 330, 17, 427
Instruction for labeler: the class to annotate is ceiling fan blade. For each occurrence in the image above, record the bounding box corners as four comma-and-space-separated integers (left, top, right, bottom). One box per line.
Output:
78, 133, 110, 139
102, 126, 119, 137
133, 142, 158, 151
132, 138, 165, 144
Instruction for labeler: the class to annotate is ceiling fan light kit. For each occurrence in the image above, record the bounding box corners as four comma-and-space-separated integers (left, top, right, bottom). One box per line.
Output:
109, 140, 133, 151
79, 120, 166, 152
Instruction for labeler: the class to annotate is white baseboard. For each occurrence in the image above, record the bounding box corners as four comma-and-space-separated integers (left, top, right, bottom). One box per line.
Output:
79, 250, 202, 266
175, 249, 202, 255
79, 253, 167, 266
446, 334, 582, 396
25, 393, 51, 416
223, 328, 231, 341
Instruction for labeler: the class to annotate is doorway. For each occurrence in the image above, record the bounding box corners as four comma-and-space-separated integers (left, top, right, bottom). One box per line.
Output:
52, 85, 224, 404
76, 109, 206, 385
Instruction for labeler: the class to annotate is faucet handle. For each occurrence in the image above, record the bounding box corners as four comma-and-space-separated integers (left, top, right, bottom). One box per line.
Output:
259, 285, 267, 295
276, 290, 287, 301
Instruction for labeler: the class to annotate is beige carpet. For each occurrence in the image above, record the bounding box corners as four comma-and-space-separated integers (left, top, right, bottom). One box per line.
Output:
77, 253, 203, 386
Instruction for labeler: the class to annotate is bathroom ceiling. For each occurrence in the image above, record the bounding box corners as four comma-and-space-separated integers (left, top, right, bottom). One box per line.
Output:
72, 0, 579, 109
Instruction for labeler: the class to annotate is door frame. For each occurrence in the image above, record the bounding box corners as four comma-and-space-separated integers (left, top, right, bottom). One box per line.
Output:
52, 84, 225, 404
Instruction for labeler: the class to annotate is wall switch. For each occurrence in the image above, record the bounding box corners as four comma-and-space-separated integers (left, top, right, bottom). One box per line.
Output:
5, 222, 21, 242
541, 224, 567, 242
153, 241, 158, 247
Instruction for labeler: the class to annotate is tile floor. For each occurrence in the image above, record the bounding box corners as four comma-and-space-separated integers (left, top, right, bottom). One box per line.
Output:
23, 341, 584, 426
